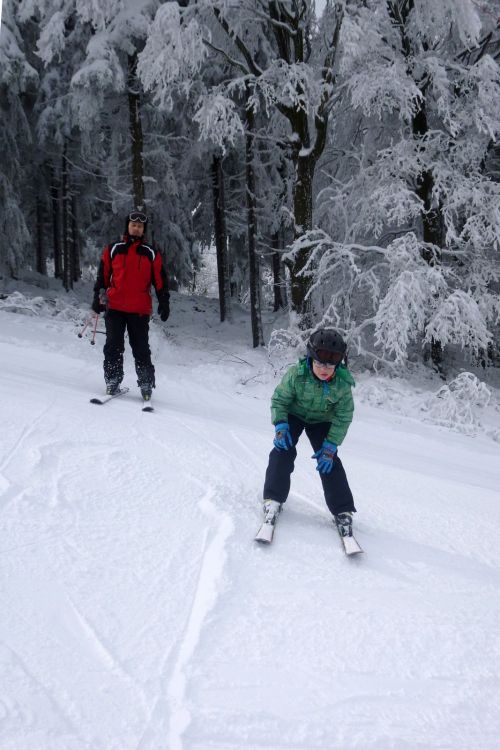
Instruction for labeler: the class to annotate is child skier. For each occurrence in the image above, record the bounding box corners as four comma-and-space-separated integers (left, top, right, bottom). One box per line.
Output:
262, 329, 356, 539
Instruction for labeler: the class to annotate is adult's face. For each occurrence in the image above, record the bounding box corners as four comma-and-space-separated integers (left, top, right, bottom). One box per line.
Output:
128, 220, 145, 238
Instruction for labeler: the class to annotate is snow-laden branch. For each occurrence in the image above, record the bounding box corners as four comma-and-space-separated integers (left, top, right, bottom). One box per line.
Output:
137, 4, 207, 110
0, 13, 38, 89
193, 92, 245, 151
36, 10, 66, 65
425, 290, 492, 356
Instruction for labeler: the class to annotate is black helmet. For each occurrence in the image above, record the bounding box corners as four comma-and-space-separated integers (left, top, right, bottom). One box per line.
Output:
307, 328, 347, 365
125, 208, 148, 235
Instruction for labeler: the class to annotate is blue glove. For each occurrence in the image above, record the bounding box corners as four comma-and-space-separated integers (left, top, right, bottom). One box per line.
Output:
273, 422, 293, 451
312, 440, 338, 473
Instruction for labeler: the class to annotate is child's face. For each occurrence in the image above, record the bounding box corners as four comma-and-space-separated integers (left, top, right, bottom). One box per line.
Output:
312, 360, 335, 380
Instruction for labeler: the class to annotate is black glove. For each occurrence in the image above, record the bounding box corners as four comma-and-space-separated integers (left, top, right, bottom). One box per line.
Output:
91, 292, 106, 314
157, 297, 170, 322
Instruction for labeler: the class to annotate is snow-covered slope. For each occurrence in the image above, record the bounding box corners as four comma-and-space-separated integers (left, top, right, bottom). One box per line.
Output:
1, 290, 499, 750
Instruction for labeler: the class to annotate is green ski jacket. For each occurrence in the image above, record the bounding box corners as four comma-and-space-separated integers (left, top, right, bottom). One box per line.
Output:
271, 358, 355, 446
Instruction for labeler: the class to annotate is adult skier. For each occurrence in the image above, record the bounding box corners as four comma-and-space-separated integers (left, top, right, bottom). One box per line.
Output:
261, 329, 356, 541
91, 209, 170, 401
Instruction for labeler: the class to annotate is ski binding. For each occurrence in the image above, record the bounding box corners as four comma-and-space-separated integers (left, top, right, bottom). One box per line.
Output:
254, 501, 282, 544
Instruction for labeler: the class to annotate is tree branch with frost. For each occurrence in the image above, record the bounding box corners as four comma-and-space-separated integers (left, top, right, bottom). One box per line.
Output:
424, 290, 492, 356
314, 2, 344, 125
137, 4, 207, 110
193, 92, 245, 152
256, 60, 320, 115
373, 266, 447, 365
202, 38, 249, 74
213, 6, 262, 76
36, 10, 67, 65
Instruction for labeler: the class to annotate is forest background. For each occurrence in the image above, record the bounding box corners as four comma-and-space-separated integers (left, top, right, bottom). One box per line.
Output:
1, 0, 499, 378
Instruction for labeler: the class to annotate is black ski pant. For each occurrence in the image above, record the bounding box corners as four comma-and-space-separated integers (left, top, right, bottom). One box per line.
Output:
263, 414, 355, 517
103, 309, 155, 389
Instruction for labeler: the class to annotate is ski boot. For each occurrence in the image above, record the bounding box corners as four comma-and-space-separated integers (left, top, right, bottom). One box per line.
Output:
106, 381, 121, 396
140, 385, 153, 402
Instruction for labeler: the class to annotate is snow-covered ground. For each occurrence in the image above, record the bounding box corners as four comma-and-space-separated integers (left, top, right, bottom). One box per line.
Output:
1, 284, 500, 750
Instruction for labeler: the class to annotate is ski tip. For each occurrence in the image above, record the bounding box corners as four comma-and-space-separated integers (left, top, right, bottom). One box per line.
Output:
90, 398, 104, 404
142, 405, 154, 412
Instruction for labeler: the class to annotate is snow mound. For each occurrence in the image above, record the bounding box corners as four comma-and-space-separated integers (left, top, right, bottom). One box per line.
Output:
420, 372, 491, 435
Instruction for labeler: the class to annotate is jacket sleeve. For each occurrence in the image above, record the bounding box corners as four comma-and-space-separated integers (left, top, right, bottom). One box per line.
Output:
327, 386, 354, 446
270, 366, 297, 425
153, 251, 170, 304
93, 246, 111, 293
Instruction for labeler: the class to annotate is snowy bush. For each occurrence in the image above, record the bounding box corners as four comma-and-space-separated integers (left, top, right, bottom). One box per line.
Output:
0, 291, 86, 323
420, 372, 491, 435
0, 291, 50, 316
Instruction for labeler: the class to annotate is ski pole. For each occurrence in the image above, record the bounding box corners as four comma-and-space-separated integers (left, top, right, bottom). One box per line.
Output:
90, 313, 99, 345
78, 317, 91, 339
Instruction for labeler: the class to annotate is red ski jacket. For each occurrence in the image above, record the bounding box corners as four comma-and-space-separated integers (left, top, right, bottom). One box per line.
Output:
94, 238, 168, 315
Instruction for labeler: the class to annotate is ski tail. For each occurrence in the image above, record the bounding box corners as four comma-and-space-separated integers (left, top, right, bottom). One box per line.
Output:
334, 518, 363, 555
90, 386, 130, 405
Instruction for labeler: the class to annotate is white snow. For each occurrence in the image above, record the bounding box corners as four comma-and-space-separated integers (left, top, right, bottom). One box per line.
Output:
1, 287, 500, 750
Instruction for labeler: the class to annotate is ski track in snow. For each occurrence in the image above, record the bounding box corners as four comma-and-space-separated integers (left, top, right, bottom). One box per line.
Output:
1, 303, 500, 749
166, 483, 234, 750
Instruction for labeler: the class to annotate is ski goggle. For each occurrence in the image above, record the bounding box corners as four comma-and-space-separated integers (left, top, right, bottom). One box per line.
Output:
128, 211, 147, 223
313, 349, 344, 365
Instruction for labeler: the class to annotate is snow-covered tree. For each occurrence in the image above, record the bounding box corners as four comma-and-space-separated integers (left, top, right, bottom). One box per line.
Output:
301, 0, 500, 371
0, 0, 38, 277
140, 0, 347, 319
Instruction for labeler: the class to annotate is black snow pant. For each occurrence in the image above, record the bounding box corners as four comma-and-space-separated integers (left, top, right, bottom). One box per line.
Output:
263, 414, 355, 517
103, 309, 155, 389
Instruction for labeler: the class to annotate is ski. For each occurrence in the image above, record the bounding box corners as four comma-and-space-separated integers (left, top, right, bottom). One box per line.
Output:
254, 519, 276, 544
335, 520, 363, 556
141, 399, 154, 412
254, 501, 282, 544
90, 387, 130, 405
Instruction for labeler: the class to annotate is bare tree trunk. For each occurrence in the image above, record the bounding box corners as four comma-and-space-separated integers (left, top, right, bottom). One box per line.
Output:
413, 104, 443, 260
50, 165, 61, 279
71, 194, 81, 282
35, 196, 47, 275
211, 155, 232, 322
271, 232, 284, 312
128, 53, 145, 209
289, 151, 314, 319
245, 97, 264, 347
212, 3, 344, 320
61, 145, 72, 291
413, 101, 443, 371
388, 0, 443, 371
